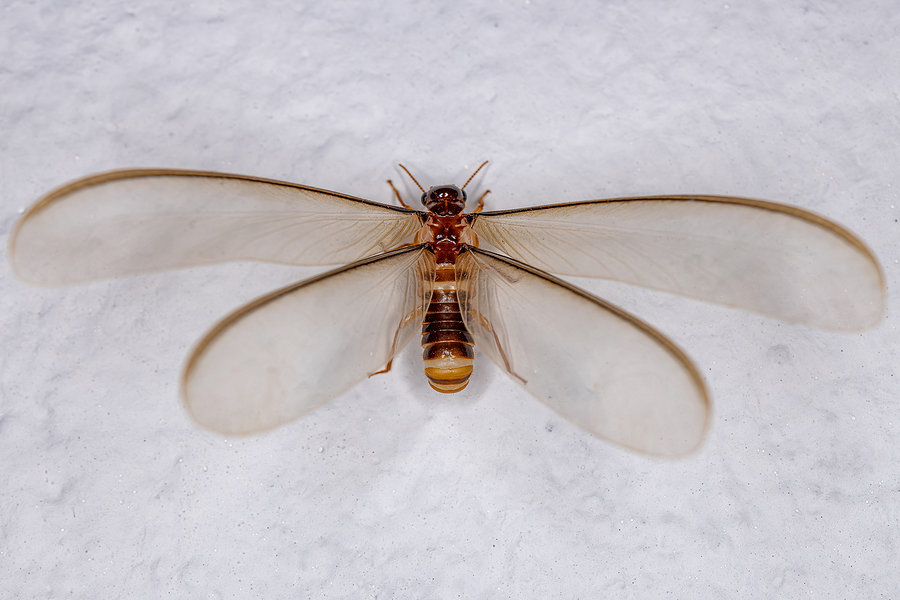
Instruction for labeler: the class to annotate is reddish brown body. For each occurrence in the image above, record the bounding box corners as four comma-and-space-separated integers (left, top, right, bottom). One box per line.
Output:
413, 186, 479, 393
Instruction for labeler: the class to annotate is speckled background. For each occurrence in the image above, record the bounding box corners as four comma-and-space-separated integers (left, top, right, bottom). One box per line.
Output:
2, 1, 898, 597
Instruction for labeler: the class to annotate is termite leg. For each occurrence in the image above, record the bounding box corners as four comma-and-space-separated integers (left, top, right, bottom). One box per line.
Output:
369, 358, 394, 377
472, 189, 491, 213
368, 306, 423, 377
470, 309, 526, 385
387, 179, 414, 209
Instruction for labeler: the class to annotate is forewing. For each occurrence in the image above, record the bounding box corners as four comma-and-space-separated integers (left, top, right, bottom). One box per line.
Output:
472, 197, 884, 330
183, 245, 434, 435
457, 247, 709, 457
10, 169, 423, 284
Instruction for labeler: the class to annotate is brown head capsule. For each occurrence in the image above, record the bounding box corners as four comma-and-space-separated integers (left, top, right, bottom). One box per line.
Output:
421, 185, 467, 216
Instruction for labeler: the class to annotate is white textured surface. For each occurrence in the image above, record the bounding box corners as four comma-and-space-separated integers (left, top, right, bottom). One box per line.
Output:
2, 1, 898, 597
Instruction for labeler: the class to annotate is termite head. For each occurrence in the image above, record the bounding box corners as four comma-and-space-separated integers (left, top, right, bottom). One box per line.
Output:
422, 185, 467, 216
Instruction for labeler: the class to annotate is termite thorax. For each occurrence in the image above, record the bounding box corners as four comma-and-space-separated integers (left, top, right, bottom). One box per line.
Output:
416, 214, 478, 263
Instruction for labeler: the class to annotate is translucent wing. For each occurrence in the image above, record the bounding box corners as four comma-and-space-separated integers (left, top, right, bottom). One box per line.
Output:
471, 196, 884, 330
10, 169, 423, 284
457, 247, 709, 457
183, 245, 434, 435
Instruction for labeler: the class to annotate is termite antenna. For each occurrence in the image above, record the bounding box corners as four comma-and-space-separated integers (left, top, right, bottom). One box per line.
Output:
461, 160, 489, 191
398, 164, 425, 193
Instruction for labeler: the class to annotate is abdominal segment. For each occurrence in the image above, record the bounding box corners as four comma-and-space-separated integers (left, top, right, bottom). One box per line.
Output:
422, 264, 474, 393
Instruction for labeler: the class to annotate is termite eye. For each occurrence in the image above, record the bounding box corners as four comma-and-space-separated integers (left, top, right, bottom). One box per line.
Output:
420, 193, 428, 205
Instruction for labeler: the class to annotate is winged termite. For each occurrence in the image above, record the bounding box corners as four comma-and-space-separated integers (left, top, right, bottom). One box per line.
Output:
9, 163, 885, 456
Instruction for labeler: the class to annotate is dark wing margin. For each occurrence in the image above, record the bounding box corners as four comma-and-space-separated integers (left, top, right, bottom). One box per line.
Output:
182, 245, 434, 435
10, 169, 423, 284
457, 246, 710, 457
471, 196, 884, 331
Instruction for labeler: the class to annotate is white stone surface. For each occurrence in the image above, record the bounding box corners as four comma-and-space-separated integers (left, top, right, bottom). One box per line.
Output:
2, 1, 898, 597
